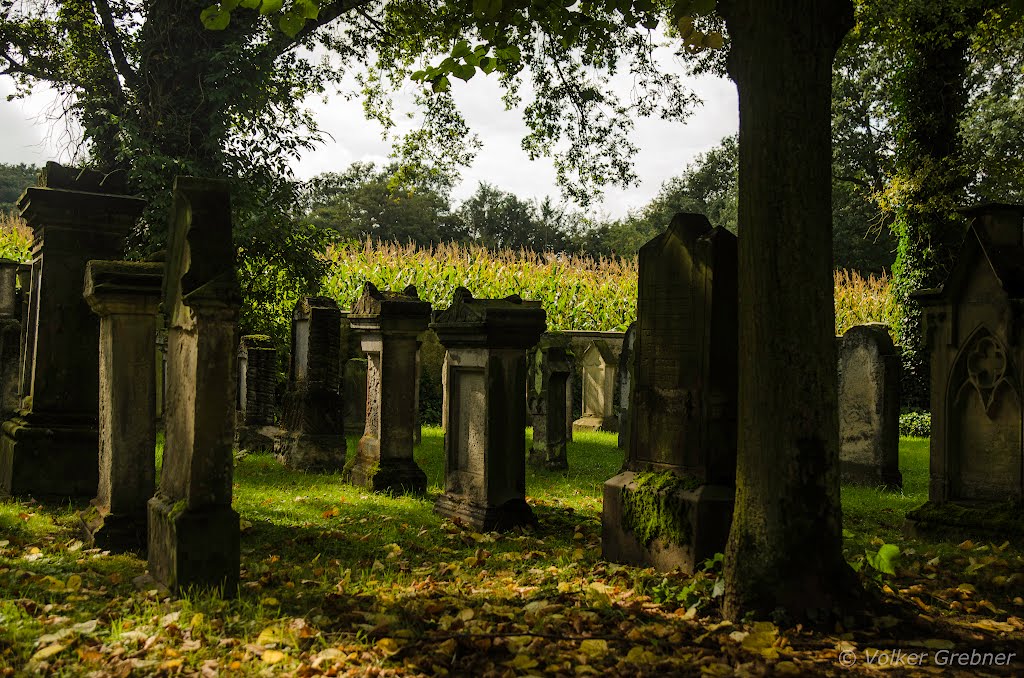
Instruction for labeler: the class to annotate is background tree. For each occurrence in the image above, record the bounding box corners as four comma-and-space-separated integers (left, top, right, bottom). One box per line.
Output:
0, 163, 38, 212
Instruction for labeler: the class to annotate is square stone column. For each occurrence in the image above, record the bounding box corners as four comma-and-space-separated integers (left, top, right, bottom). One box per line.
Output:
147, 177, 242, 597
78, 261, 163, 552
572, 339, 618, 433
236, 335, 280, 452
431, 287, 546, 531
347, 282, 431, 493
281, 296, 345, 470
527, 333, 572, 470
0, 259, 22, 418
1, 164, 146, 499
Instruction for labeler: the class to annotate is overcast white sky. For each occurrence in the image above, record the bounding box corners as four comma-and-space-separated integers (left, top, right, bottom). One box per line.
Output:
0, 47, 737, 219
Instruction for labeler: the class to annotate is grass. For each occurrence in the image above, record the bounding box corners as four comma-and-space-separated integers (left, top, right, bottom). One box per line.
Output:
2, 432, 1022, 676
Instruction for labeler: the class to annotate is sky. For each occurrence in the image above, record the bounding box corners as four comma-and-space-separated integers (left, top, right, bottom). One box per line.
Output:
0, 46, 738, 219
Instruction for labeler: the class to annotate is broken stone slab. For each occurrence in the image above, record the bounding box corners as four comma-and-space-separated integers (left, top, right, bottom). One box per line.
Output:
527, 332, 572, 470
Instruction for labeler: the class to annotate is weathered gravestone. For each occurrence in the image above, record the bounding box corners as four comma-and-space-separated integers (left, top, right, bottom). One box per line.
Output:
281, 296, 345, 471
147, 177, 242, 597
0, 260, 21, 417
236, 335, 281, 452
907, 204, 1024, 536
1, 163, 145, 499
838, 323, 901, 490
573, 340, 619, 433
617, 322, 637, 450
602, 214, 738, 573
343, 358, 368, 435
432, 288, 546, 530
346, 282, 431, 493
79, 261, 164, 552
527, 333, 572, 470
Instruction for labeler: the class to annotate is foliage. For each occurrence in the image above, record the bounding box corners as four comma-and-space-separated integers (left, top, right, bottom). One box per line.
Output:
899, 409, 931, 438
0, 213, 32, 262
0, 163, 38, 213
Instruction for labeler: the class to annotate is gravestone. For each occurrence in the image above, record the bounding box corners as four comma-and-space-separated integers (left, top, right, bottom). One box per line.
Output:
1, 163, 146, 499
281, 296, 345, 471
343, 358, 368, 435
838, 323, 901, 490
347, 282, 431, 493
147, 177, 242, 596
907, 204, 1024, 536
527, 333, 572, 470
0, 260, 21, 416
79, 260, 164, 552
602, 213, 738, 573
432, 287, 546, 530
573, 340, 619, 433
617, 322, 637, 450
236, 335, 280, 452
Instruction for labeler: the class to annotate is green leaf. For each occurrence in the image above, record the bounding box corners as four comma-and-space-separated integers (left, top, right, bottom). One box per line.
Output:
453, 64, 476, 81
866, 543, 901, 576
295, 0, 320, 19
220, 0, 241, 10
260, 0, 285, 15
691, 0, 716, 14
410, 70, 427, 82
239, 0, 261, 7
485, 0, 503, 18
478, 57, 497, 74
452, 40, 471, 59
431, 76, 450, 93
200, 5, 232, 30
279, 11, 305, 36
495, 45, 521, 61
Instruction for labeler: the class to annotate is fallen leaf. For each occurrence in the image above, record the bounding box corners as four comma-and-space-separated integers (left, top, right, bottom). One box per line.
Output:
262, 649, 286, 664
30, 643, 67, 662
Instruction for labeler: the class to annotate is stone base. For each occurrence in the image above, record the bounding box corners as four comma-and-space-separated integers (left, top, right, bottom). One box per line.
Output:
528, 445, 568, 471
840, 460, 902, 491
78, 503, 146, 553
278, 433, 346, 472
434, 493, 537, 532
349, 454, 427, 494
0, 413, 98, 499
905, 500, 1024, 540
572, 415, 618, 434
236, 425, 285, 454
147, 493, 239, 597
602, 471, 734, 574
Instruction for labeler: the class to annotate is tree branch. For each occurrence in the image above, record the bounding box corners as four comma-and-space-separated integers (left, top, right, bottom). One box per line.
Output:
266, 0, 378, 56
91, 0, 140, 89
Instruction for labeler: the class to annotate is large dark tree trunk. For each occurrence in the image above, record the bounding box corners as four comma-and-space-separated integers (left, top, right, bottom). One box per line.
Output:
718, 0, 862, 624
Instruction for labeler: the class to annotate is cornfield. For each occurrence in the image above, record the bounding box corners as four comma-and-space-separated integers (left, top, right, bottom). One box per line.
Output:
833, 269, 899, 338
0, 212, 32, 262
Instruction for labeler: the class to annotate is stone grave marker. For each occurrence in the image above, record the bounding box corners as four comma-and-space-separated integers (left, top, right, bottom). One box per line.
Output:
602, 213, 738, 573
79, 260, 164, 552
573, 340, 619, 433
343, 358, 368, 435
147, 177, 242, 596
907, 204, 1024, 535
617, 322, 637, 450
838, 323, 901, 490
1, 163, 145, 499
347, 282, 431, 493
281, 296, 345, 470
0, 259, 21, 417
236, 335, 281, 452
527, 333, 572, 470
431, 287, 546, 530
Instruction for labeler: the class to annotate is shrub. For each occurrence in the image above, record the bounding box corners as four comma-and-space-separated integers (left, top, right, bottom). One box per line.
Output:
899, 409, 931, 438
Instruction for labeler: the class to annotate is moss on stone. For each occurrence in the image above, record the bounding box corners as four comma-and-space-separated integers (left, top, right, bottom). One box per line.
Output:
621, 471, 702, 547
907, 500, 1024, 534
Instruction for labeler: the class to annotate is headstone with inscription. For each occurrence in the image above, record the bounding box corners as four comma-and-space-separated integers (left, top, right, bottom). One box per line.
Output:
432, 288, 546, 530
602, 213, 738, 573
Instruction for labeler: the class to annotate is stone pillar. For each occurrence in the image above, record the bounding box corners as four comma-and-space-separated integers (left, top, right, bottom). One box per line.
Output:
78, 261, 163, 552
342, 358, 368, 435
0, 260, 21, 417
1, 163, 145, 499
527, 333, 572, 470
147, 177, 241, 597
347, 282, 431, 493
236, 335, 279, 452
617, 322, 637, 450
281, 296, 345, 470
838, 323, 902, 490
431, 287, 547, 531
572, 340, 618, 433
602, 214, 738, 573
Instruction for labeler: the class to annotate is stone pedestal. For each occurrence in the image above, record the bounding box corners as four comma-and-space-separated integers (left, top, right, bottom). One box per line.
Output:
602, 214, 738, 573
78, 261, 163, 552
281, 297, 345, 471
0, 259, 21, 417
432, 288, 546, 531
236, 335, 281, 452
573, 339, 618, 433
839, 323, 902, 490
527, 333, 571, 470
347, 283, 430, 493
1, 164, 145, 499
147, 177, 241, 597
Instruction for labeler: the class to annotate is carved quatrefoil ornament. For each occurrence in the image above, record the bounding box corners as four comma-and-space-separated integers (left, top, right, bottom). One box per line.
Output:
966, 336, 1008, 415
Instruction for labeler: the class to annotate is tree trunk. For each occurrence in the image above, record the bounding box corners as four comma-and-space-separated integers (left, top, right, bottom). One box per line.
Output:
719, 0, 861, 624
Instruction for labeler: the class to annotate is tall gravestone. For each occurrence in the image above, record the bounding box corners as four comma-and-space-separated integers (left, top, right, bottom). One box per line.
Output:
527, 333, 572, 470
148, 177, 242, 596
617, 322, 637, 450
347, 282, 431, 493
236, 335, 280, 452
838, 323, 901, 490
432, 288, 546, 530
79, 261, 164, 551
602, 214, 738, 573
0, 260, 21, 417
281, 296, 345, 471
573, 340, 619, 433
0, 163, 145, 499
907, 204, 1024, 535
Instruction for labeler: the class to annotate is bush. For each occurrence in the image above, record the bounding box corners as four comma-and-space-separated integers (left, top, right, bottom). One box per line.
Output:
899, 409, 931, 438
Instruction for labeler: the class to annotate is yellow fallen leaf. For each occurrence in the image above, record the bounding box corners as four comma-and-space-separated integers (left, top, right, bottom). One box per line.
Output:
65, 574, 82, 592
972, 619, 1015, 633
775, 661, 801, 675
190, 613, 205, 628
31, 644, 67, 662
376, 638, 402, 656
506, 653, 539, 670
625, 646, 656, 664
262, 649, 286, 664
256, 625, 295, 647
579, 639, 608, 658
260, 597, 280, 607
458, 608, 474, 621
160, 658, 184, 670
